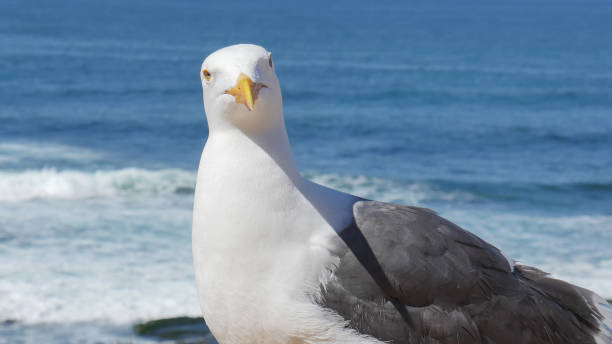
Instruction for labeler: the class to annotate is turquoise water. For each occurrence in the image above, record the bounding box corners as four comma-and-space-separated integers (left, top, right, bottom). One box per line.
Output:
1, 0, 612, 342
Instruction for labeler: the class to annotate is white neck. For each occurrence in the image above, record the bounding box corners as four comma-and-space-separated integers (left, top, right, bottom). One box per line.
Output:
206, 112, 300, 177
239, 119, 300, 184
194, 112, 358, 239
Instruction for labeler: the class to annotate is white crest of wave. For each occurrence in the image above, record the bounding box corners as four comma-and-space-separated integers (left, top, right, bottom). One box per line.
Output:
0, 168, 195, 202
0, 142, 102, 165
308, 172, 475, 204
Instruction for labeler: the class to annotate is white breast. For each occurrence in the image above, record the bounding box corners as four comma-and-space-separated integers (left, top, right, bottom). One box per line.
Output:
191, 132, 375, 344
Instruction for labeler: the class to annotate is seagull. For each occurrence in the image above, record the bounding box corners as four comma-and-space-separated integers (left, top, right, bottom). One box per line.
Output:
192, 44, 612, 344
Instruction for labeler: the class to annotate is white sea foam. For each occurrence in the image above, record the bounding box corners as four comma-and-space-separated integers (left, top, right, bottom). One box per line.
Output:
0, 168, 195, 202
0, 169, 473, 203
1, 170, 610, 329
307, 172, 476, 205
0, 197, 200, 325
0, 142, 102, 166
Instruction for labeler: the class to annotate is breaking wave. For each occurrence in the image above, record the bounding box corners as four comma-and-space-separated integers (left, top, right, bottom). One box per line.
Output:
4, 167, 611, 209
0, 168, 478, 204
0, 168, 195, 202
0, 142, 102, 166
306, 172, 477, 205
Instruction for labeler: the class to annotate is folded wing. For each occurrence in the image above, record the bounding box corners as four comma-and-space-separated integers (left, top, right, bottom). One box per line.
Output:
321, 201, 605, 344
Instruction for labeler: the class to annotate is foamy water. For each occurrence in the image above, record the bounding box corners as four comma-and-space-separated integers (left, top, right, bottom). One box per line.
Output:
0, 168, 194, 202
1, 164, 610, 330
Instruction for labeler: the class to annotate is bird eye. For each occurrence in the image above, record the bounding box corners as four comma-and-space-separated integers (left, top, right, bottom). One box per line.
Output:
268, 54, 273, 68
202, 69, 212, 81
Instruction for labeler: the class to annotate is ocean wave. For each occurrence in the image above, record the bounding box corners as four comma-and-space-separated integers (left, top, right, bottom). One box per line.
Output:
504, 127, 612, 145
282, 87, 612, 108
4, 167, 610, 207
307, 172, 612, 210
538, 181, 612, 193
1, 171, 611, 327
0, 142, 102, 166
0, 168, 471, 204
1, 207, 610, 326
306, 172, 477, 205
283, 59, 612, 80
0, 168, 195, 202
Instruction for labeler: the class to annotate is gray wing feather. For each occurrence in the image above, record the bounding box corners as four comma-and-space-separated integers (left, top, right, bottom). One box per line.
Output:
321, 201, 603, 344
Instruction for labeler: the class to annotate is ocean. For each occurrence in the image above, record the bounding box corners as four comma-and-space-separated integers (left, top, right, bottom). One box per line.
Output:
1, 0, 611, 342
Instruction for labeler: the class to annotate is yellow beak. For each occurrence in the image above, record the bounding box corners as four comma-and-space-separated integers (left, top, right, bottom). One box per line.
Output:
225, 73, 267, 111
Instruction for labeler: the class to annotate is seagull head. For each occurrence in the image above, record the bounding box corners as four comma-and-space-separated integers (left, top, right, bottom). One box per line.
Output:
200, 44, 282, 134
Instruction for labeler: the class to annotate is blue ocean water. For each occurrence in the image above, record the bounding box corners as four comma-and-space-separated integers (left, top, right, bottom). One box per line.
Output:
1, 0, 612, 342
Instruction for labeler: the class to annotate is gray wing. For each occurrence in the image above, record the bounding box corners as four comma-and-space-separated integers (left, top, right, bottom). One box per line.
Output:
320, 201, 603, 344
